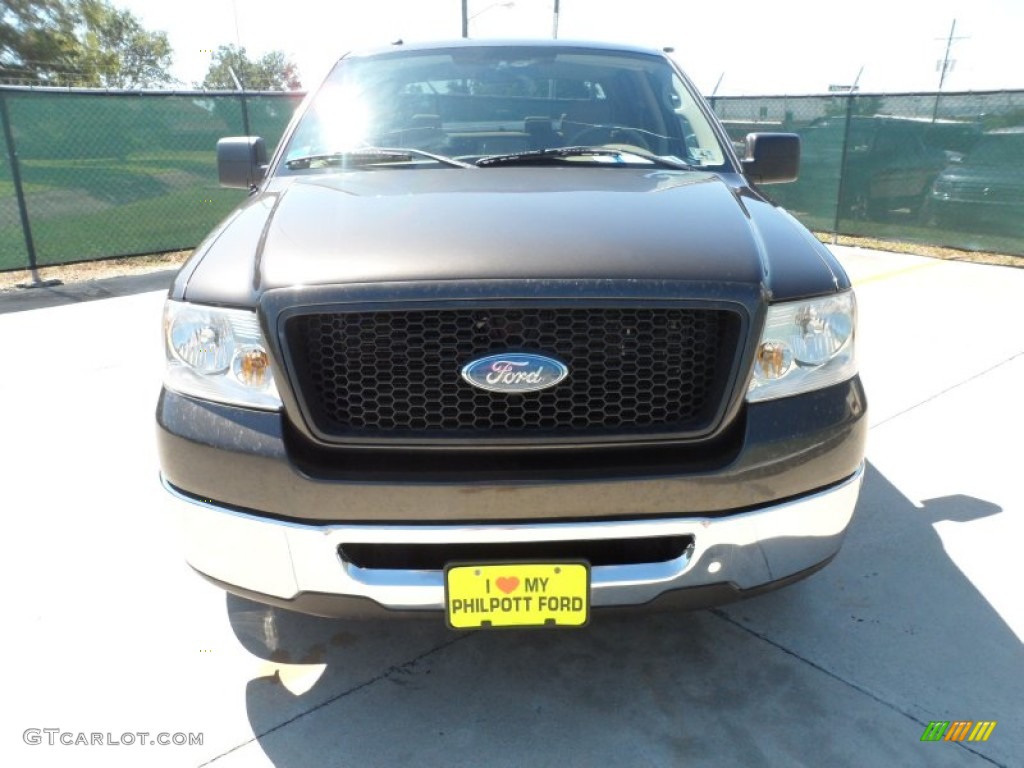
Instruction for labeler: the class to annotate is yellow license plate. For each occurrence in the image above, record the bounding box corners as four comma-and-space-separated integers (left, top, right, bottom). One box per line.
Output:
445, 562, 590, 629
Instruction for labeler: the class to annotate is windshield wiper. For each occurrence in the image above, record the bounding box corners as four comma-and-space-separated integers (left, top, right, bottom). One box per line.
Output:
286, 148, 474, 170
476, 146, 696, 170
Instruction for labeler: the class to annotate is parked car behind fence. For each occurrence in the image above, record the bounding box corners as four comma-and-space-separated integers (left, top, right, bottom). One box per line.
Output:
924, 127, 1024, 237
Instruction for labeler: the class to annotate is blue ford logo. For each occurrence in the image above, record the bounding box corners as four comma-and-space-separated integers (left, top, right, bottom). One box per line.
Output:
461, 353, 569, 393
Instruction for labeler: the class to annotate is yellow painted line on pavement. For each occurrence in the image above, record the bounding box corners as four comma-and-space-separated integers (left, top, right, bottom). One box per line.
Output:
851, 259, 944, 287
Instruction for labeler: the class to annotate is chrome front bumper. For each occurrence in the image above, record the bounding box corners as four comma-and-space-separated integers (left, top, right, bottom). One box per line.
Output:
162, 463, 864, 613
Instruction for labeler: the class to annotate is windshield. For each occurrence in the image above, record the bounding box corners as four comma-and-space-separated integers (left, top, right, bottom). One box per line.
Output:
281, 45, 728, 171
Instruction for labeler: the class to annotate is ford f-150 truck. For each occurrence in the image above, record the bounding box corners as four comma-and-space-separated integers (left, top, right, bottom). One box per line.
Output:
156, 40, 866, 629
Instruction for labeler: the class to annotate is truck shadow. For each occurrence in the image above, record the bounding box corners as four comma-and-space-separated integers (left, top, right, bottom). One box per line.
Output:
228, 461, 1019, 766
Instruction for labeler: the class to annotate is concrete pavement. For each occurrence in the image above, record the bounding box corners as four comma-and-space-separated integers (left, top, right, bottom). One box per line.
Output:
1, 246, 1020, 767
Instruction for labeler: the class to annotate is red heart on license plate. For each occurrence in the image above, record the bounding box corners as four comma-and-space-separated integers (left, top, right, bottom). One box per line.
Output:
496, 576, 520, 594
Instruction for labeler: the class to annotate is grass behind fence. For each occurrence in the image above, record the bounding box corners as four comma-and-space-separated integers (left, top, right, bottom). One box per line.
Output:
0, 89, 300, 271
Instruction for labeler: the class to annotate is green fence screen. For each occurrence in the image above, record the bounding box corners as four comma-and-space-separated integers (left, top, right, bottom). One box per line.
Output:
0, 87, 1021, 273
711, 90, 1024, 256
0, 88, 304, 271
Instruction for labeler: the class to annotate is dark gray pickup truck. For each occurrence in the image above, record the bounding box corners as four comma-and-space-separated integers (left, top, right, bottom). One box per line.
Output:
157, 40, 866, 628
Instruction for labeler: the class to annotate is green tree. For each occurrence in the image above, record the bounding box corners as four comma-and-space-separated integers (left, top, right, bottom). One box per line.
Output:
76, 0, 174, 88
201, 44, 302, 91
0, 0, 80, 85
0, 0, 174, 87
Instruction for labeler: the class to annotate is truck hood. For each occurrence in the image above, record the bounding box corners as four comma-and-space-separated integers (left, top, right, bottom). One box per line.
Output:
180, 167, 842, 305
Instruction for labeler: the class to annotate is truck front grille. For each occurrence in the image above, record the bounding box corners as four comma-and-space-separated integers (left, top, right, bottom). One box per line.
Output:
283, 306, 741, 442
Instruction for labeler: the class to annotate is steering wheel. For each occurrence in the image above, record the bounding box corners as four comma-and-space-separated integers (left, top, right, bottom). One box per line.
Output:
567, 125, 652, 153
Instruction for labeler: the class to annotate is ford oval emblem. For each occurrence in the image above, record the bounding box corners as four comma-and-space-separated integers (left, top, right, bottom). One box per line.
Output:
461, 353, 569, 393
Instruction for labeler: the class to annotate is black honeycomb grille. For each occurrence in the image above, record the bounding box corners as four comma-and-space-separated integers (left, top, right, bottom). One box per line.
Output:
284, 307, 739, 440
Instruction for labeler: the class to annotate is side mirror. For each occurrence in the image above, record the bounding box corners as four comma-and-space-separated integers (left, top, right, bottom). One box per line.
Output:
742, 133, 800, 184
217, 136, 268, 189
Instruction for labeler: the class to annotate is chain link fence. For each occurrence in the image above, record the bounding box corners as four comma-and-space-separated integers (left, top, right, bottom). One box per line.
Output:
711, 90, 1024, 256
1, 87, 1021, 273
0, 88, 304, 272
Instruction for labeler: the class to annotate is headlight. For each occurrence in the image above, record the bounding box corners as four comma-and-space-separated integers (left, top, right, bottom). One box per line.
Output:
163, 300, 282, 409
931, 177, 953, 198
747, 292, 857, 402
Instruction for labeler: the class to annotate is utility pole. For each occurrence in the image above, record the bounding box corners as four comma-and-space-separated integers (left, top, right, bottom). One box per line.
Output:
552, 0, 560, 39
462, 0, 469, 37
710, 72, 724, 98
935, 19, 963, 92
932, 19, 968, 121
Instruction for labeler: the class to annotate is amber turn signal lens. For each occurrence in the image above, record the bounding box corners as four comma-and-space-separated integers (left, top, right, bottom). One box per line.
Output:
756, 341, 792, 380
233, 346, 271, 388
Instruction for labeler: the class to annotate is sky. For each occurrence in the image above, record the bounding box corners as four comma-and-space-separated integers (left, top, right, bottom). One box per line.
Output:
115, 0, 1024, 95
